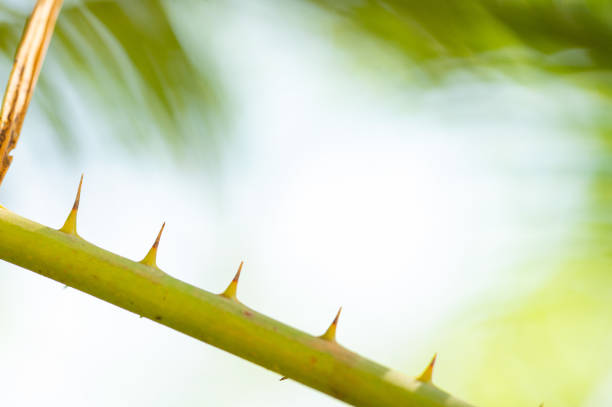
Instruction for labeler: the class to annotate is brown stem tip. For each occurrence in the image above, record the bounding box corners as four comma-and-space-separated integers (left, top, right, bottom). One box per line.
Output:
0, 0, 64, 187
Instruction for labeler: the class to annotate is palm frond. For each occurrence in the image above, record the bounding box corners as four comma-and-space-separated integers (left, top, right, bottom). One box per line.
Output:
310, 0, 612, 94
0, 0, 226, 161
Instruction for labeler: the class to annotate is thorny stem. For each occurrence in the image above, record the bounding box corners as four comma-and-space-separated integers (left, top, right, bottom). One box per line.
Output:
0, 207, 474, 407
0, 1, 477, 406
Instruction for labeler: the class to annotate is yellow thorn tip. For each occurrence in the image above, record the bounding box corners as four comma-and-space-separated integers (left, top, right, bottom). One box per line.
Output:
279, 376, 288, 381
59, 174, 83, 236
221, 261, 244, 300
319, 306, 342, 342
140, 222, 165, 267
416, 353, 437, 383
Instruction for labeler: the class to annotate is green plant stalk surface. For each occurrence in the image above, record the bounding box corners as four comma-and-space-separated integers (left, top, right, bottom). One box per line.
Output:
0, 206, 474, 407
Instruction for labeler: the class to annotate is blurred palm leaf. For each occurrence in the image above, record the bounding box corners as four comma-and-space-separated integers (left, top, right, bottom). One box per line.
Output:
0, 0, 225, 160
310, 0, 612, 94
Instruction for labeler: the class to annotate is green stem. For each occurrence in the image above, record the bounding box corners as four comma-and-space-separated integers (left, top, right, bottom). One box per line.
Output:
0, 206, 474, 407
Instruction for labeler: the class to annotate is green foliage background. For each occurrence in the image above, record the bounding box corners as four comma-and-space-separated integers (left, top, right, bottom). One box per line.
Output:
2, 1, 612, 406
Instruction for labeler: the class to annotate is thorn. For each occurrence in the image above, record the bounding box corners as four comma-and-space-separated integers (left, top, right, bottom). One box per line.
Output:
140, 222, 165, 268
221, 261, 243, 301
59, 174, 83, 236
416, 353, 437, 383
319, 307, 342, 342
279, 376, 288, 381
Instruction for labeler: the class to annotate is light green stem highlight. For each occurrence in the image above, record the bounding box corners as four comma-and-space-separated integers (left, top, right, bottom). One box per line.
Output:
0, 207, 474, 407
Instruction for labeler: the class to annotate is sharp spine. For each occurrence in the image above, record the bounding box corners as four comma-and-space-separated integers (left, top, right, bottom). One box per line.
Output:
319, 307, 342, 342
139, 222, 165, 268
416, 353, 437, 383
59, 174, 83, 236
220, 261, 244, 301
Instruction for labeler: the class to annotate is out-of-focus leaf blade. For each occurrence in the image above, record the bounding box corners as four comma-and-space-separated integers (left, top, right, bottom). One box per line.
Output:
0, 0, 226, 161
309, 0, 612, 93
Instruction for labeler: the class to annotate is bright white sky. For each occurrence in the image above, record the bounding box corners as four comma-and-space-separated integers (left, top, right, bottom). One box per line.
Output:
0, 1, 596, 406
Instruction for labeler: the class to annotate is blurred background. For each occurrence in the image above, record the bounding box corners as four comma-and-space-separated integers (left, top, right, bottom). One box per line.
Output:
0, 0, 610, 406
